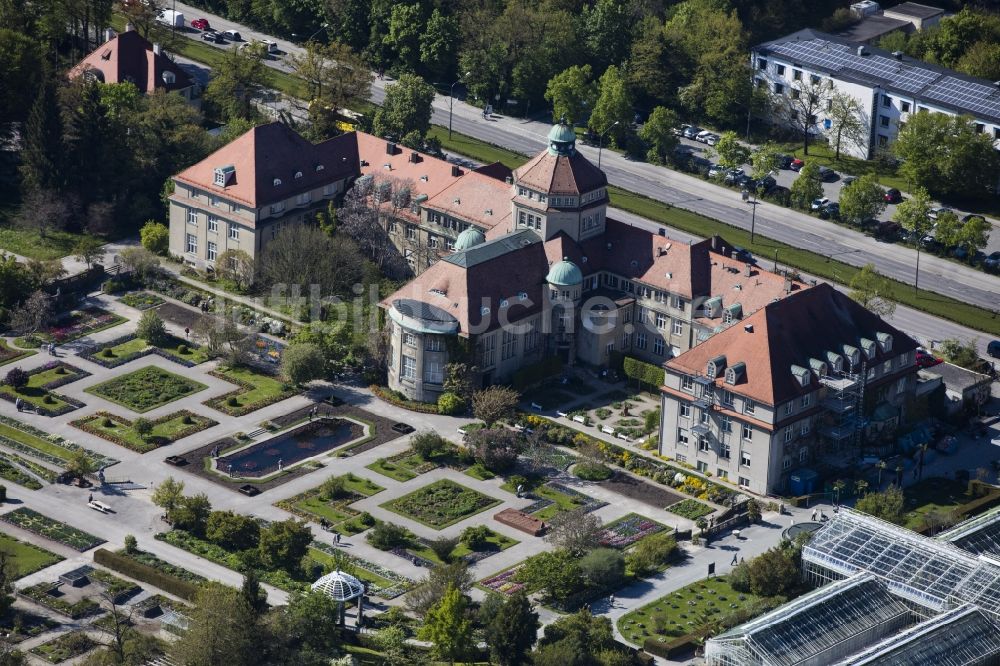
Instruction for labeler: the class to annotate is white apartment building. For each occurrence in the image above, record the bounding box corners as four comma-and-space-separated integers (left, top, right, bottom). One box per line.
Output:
752, 29, 1000, 159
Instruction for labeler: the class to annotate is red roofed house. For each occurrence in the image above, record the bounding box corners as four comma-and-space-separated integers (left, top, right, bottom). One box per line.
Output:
168, 122, 359, 267
69, 26, 196, 102
660, 283, 919, 495
378, 122, 809, 404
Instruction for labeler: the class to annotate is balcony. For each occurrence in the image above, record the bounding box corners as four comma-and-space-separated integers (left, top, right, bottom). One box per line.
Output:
692, 393, 713, 409
691, 423, 710, 436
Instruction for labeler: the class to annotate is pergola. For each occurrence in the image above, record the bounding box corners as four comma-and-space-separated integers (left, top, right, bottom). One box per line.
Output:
312, 570, 366, 627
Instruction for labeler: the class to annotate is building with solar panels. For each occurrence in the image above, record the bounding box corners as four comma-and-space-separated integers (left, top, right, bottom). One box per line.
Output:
752, 28, 1000, 159
704, 508, 1000, 665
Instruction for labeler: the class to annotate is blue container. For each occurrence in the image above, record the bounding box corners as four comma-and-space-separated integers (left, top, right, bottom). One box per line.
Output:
789, 469, 819, 496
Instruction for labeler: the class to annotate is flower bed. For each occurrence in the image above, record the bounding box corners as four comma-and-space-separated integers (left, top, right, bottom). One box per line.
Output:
30, 631, 98, 663
1, 508, 105, 551
0, 340, 35, 367
19, 582, 102, 619
17, 307, 125, 347
382, 479, 501, 529
90, 569, 142, 604
81, 333, 208, 369
86, 366, 208, 413
71, 410, 218, 453
0, 415, 117, 470
119, 291, 164, 310
0, 453, 45, 489
203, 367, 297, 417
480, 567, 525, 596
667, 499, 715, 521
598, 513, 668, 549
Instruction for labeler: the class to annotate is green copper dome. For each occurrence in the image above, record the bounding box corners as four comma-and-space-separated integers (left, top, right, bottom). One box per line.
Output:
546, 257, 583, 286
454, 227, 486, 251
547, 121, 577, 156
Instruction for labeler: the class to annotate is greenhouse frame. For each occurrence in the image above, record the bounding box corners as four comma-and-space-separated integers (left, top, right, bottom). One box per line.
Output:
938, 505, 1000, 562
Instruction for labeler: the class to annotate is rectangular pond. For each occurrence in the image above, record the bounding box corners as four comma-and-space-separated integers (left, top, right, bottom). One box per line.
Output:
216, 418, 364, 478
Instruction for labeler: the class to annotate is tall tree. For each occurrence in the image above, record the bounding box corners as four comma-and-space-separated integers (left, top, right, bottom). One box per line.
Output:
848, 264, 896, 318
789, 162, 824, 209
481, 591, 539, 666
580, 0, 634, 71
628, 16, 673, 108
384, 3, 424, 71
291, 40, 373, 141
749, 142, 783, 180
838, 174, 886, 226
0, 28, 42, 125
638, 106, 679, 164
170, 583, 261, 666
418, 584, 472, 666
893, 186, 933, 291
420, 9, 459, 82
714, 131, 750, 170
776, 78, 830, 155
151, 477, 185, 522
19, 79, 64, 194
545, 65, 598, 126
955, 215, 991, 259
471, 386, 520, 426
588, 64, 632, 147
373, 73, 436, 141
258, 225, 364, 298
203, 47, 269, 122
9, 290, 53, 339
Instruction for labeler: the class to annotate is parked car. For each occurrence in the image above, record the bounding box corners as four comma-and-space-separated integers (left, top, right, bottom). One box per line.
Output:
816, 165, 837, 182
200, 30, 223, 42
190, 17, 210, 30
723, 168, 745, 185
790, 158, 805, 171
841, 175, 857, 187
875, 220, 901, 241
683, 125, 703, 139
962, 213, 987, 225
983, 251, 1000, 271
811, 197, 831, 211
757, 175, 777, 194
928, 207, 953, 220
695, 130, 713, 143
819, 202, 840, 220
705, 133, 721, 146
775, 154, 793, 169
988, 340, 1000, 359
673, 124, 691, 137
221, 29, 242, 41
916, 350, 943, 368
708, 164, 725, 178
884, 188, 903, 203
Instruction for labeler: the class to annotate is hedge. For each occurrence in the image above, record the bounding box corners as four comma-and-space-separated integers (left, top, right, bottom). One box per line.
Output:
512, 356, 563, 389
644, 633, 706, 660
623, 356, 665, 388
93, 548, 199, 601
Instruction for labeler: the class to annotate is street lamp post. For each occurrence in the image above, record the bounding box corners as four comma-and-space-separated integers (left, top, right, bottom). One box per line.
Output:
597, 121, 620, 169
741, 187, 760, 244
773, 247, 781, 272
293, 23, 330, 43
449, 72, 470, 140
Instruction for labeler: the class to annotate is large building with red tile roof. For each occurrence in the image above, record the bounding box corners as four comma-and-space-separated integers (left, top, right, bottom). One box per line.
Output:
69, 26, 196, 101
168, 122, 359, 266
378, 123, 809, 404
660, 283, 919, 495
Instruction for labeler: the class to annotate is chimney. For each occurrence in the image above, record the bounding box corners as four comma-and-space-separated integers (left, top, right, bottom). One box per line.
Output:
744, 324, 754, 333
892, 51, 903, 60
104, 28, 115, 42
451, 165, 461, 177
385, 141, 396, 155
153, 43, 161, 56
744, 263, 752, 277
784, 275, 793, 293
857, 45, 868, 56
125, 22, 135, 32
408, 152, 420, 164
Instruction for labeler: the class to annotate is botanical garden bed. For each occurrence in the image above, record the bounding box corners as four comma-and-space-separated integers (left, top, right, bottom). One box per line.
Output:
598, 513, 670, 549
667, 499, 715, 521
86, 366, 208, 412
1, 508, 105, 551
80, 332, 210, 368
203, 366, 297, 416
19, 582, 103, 619
382, 479, 501, 529
30, 631, 98, 663
71, 410, 218, 453
0, 415, 117, 470
0, 532, 63, 578
14, 306, 125, 347
118, 291, 164, 310
0, 339, 35, 367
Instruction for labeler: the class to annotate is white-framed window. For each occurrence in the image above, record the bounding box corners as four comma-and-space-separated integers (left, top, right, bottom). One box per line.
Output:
207, 217, 218, 233
428, 236, 438, 249
501, 329, 518, 361
228, 224, 239, 240
621, 332, 630, 348
605, 341, 614, 356
446, 239, 456, 251
187, 209, 198, 225
676, 454, 687, 464
784, 428, 794, 442
744, 399, 755, 414
207, 241, 217, 261
401, 355, 416, 380
403, 332, 416, 347
801, 420, 810, 436
677, 429, 689, 445
653, 338, 665, 356
699, 437, 710, 452
721, 415, 732, 433
480, 334, 496, 367
655, 313, 667, 329
672, 319, 683, 335
739, 476, 750, 488
679, 403, 691, 419
799, 446, 809, 462
425, 337, 443, 352
740, 451, 751, 467
700, 410, 709, 425
742, 423, 752, 440
636, 333, 647, 350
424, 360, 443, 384
185, 234, 197, 254
697, 460, 709, 473
784, 402, 793, 415
213, 170, 225, 186
682, 375, 694, 391
405, 226, 416, 240
722, 390, 734, 406
721, 443, 731, 459
800, 394, 811, 408
717, 468, 728, 479
783, 456, 792, 470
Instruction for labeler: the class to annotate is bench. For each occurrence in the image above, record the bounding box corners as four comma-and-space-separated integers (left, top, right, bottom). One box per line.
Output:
88, 500, 112, 513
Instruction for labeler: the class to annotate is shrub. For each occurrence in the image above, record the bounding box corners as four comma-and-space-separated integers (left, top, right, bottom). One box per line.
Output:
227, 396, 239, 407
579, 547, 626, 590
101, 348, 114, 358
462, 525, 492, 551
747, 547, 798, 597
0, 485, 5, 503
101, 417, 113, 428
136, 310, 167, 346
411, 431, 447, 459
124, 534, 138, 554
139, 221, 170, 255
367, 522, 409, 550
181, 413, 194, 425
319, 475, 347, 501
623, 357, 665, 387
42, 394, 54, 404
93, 548, 198, 601
437, 391, 465, 415
359, 512, 376, 526
428, 536, 460, 563
178, 344, 189, 354
3, 367, 28, 390
133, 417, 153, 439
466, 427, 524, 473
729, 561, 751, 593
574, 461, 613, 481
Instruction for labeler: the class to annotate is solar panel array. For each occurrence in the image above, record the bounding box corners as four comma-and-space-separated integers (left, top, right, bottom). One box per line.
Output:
767, 37, 1000, 122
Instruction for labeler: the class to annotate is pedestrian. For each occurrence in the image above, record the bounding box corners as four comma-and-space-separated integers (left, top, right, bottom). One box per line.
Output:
609, 594, 615, 607
740, 557, 745, 564
88, 493, 93, 503
811, 509, 817, 521
14, 398, 21, 412
335, 533, 341, 545
516, 484, 524, 498
184, 327, 190, 339
731, 553, 738, 566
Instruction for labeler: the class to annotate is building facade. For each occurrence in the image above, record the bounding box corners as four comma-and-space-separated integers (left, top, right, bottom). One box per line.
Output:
168, 123, 359, 268
659, 284, 918, 496
752, 29, 1000, 159
380, 123, 806, 403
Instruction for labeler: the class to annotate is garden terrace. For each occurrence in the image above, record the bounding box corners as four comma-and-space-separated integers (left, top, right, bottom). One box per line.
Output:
0, 611, 58, 645
203, 366, 297, 416
1, 508, 105, 551
0, 415, 117, 470
118, 291, 164, 310
617, 575, 774, 649
0, 339, 35, 367
14, 306, 125, 347
399, 527, 519, 566
86, 366, 208, 413
275, 474, 384, 534
214, 417, 367, 478
71, 410, 218, 453
81, 333, 210, 368
668, 499, 715, 521
383, 479, 502, 529
366, 451, 437, 482
0, 361, 91, 416
0, 533, 63, 578
502, 477, 606, 521
29, 631, 98, 663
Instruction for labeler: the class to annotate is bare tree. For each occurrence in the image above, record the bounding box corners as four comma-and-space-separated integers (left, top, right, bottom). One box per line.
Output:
10, 290, 54, 338
338, 175, 413, 279
258, 225, 364, 298
290, 41, 373, 140
215, 249, 256, 292
545, 508, 602, 556
25, 259, 66, 284
15, 188, 73, 239
775, 78, 830, 155
118, 247, 161, 282
828, 92, 869, 159
194, 314, 252, 367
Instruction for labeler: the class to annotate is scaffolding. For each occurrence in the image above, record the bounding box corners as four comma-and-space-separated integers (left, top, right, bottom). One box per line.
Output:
818, 364, 865, 457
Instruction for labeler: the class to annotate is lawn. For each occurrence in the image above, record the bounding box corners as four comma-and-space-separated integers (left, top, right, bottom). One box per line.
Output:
0, 508, 105, 551
667, 499, 715, 521
278, 474, 385, 531
0, 361, 90, 414
0, 339, 35, 367
86, 333, 211, 368
0, 226, 100, 261
0, 418, 117, 469
204, 365, 297, 416
383, 479, 501, 529
30, 632, 98, 663
366, 451, 438, 482
903, 477, 973, 530
87, 366, 208, 413
0, 533, 64, 578
617, 575, 769, 647
501, 476, 605, 520
71, 410, 218, 453
407, 527, 519, 566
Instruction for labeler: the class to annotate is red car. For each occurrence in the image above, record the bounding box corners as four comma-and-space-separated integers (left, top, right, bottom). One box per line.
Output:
191, 17, 210, 30
790, 158, 805, 171
915, 350, 942, 368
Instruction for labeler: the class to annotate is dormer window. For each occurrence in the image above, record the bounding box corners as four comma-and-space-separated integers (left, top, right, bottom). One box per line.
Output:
826, 352, 843, 373
294, 171, 303, 179
273, 178, 282, 186
725, 362, 746, 385
724, 303, 742, 324
703, 297, 723, 318
518, 292, 528, 301
809, 359, 827, 377
213, 165, 235, 187
876, 332, 893, 353
162, 71, 175, 85
791, 365, 810, 387
500, 299, 509, 308
860, 338, 877, 359
480, 306, 491, 316
214, 170, 225, 186
706, 355, 727, 379
843, 345, 860, 369
315, 164, 324, 172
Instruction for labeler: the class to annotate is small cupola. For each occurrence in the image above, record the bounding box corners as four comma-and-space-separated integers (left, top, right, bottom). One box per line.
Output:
547, 120, 577, 157
546, 257, 583, 286
454, 227, 486, 251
